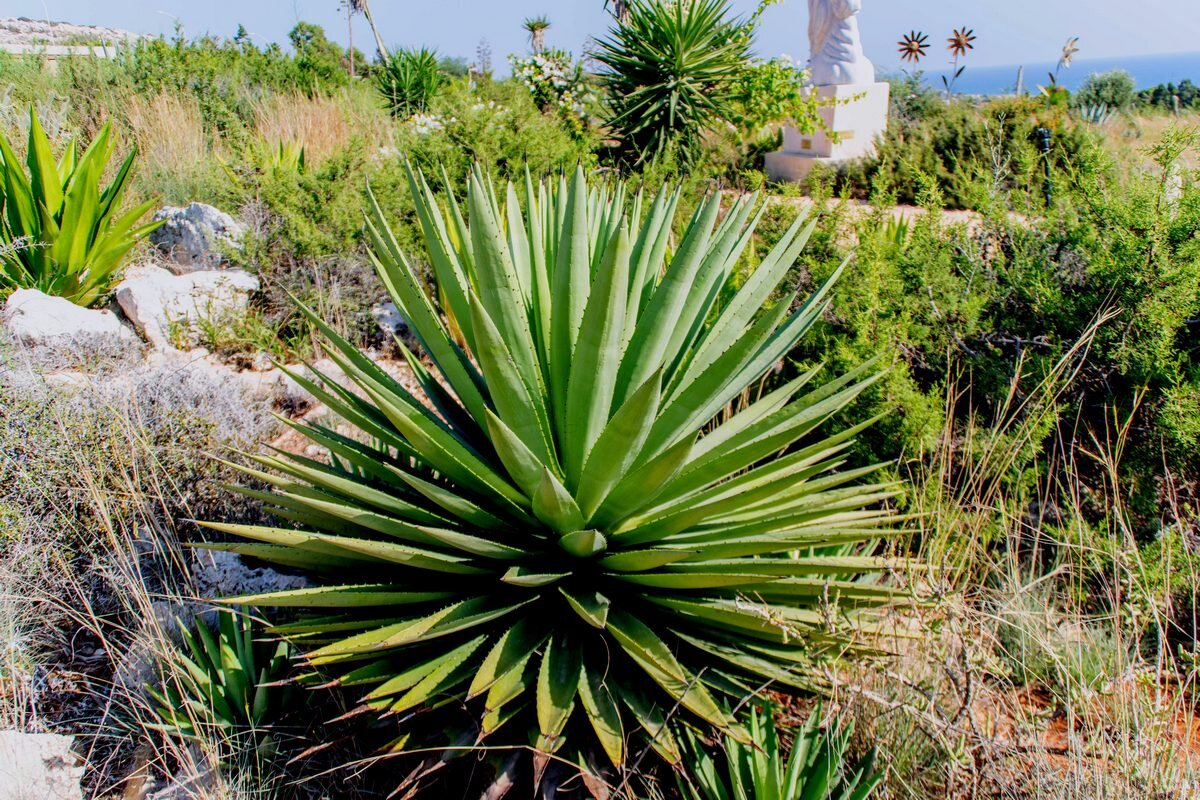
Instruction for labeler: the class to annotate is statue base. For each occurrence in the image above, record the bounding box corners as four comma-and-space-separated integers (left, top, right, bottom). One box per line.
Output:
765, 81, 890, 183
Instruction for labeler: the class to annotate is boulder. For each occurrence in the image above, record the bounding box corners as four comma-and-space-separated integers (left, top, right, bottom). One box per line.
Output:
150, 203, 246, 273
0, 730, 83, 800
2, 288, 139, 362
115, 264, 258, 349
371, 300, 410, 340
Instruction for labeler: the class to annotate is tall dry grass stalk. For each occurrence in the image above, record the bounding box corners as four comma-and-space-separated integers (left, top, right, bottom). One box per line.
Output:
123, 92, 214, 194
252, 90, 392, 168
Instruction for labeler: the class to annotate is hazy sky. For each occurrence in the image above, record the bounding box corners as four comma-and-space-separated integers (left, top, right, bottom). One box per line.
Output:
7, 0, 1200, 73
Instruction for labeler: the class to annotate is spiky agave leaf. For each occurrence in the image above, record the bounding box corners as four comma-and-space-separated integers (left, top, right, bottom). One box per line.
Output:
206, 164, 906, 769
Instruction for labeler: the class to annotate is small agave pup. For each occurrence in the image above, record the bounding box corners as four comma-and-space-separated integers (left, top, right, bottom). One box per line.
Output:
203, 165, 905, 782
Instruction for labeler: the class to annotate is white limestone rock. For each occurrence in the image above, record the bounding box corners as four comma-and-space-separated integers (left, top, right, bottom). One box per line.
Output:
371, 300, 410, 340
2, 288, 139, 362
150, 203, 246, 273
0, 730, 83, 800
114, 264, 258, 349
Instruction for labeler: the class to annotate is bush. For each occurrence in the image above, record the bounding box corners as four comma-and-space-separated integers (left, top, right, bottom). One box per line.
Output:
508, 49, 594, 137
840, 93, 1091, 209
1076, 70, 1136, 111
680, 703, 884, 800
1139, 79, 1200, 111
149, 608, 296, 752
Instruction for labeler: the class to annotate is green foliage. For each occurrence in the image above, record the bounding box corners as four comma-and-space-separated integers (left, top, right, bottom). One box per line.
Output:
208, 166, 903, 773
596, 0, 752, 165
222, 139, 306, 192
1076, 70, 1136, 111
150, 609, 295, 751
0, 109, 160, 306
120, 28, 341, 100
732, 57, 823, 134
841, 93, 1090, 208
374, 47, 445, 119
1139, 79, 1200, 111
288, 22, 351, 91
680, 703, 883, 800
395, 78, 597, 183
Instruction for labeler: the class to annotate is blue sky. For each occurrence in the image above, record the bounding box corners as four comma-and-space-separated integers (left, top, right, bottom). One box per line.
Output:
7, 0, 1200, 74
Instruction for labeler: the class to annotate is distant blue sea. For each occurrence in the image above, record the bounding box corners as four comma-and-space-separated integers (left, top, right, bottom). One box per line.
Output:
909, 52, 1200, 96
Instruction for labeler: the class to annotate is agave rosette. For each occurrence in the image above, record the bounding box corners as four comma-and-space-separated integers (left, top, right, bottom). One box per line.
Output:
204, 164, 904, 766
0, 110, 161, 307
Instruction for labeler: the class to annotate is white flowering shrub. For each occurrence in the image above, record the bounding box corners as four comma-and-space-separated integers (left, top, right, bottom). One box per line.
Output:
405, 113, 451, 136
507, 50, 592, 135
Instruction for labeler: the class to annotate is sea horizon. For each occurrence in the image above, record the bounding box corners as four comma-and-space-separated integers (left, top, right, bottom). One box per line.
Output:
884, 51, 1200, 97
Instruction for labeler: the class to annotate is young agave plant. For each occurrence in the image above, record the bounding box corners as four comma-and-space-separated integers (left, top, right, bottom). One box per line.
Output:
204, 165, 903, 772
149, 609, 295, 751
680, 702, 883, 800
0, 109, 161, 307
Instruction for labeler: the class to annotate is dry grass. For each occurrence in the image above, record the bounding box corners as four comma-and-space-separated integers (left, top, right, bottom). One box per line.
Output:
1099, 111, 1200, 172
827, 311, 1200, 799
123, 91, 215, 198
251, 90, 392, 168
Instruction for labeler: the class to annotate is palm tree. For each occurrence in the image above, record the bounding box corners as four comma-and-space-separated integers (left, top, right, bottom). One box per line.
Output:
345, 0, 389, 61
523, 15, 551, 54
605, 0, 630, 24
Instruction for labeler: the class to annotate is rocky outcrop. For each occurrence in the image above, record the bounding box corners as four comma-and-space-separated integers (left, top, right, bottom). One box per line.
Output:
150, 203, 247, 273
0, 730, 83, 800
115, 264, 258, 349
1, 289, 139, 363
0, 18, 142, 48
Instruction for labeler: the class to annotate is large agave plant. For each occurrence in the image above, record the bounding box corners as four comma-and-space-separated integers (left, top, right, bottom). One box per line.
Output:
204, 165, 903, 773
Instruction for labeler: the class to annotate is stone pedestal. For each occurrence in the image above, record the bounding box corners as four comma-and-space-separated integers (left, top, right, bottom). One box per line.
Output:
765, 81, 890, 182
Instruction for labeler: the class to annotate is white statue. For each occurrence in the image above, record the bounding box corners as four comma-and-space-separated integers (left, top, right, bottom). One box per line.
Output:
808, 0, 875, 86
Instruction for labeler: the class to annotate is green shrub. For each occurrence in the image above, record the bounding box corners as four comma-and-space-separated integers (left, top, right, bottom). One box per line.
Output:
374, 47, 444, 119
680, 703, 884, 800
1139, 79, 1200, 111
840, 93, 1092, 210
115, 25, 351, 138
205, 166, 904, 778
0, 109, 160, 306
508, 49, 594, 137
288, 22, 351, 91
1077, 69, 1136, 111
396, 77, 598, 183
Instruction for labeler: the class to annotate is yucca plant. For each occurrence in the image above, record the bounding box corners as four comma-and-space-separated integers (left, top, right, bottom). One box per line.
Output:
680, 703, 884, 800
595, 0, 752, 165
524, 15, 551, 54
0, 109, 161, 307
203, 164, 904, 778
149, 608, 295, 752
374, 47, 445, 119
